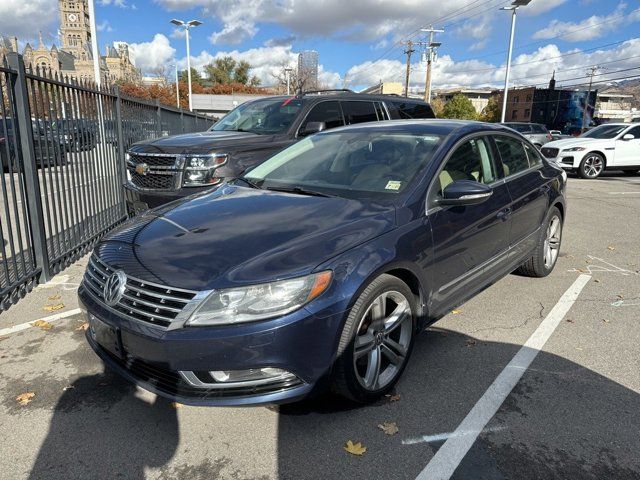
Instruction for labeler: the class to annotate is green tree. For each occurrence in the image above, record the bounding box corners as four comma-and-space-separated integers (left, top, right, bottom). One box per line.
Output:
441, 94, 478, 120
479, 96, 501, 123
430, 97, 446, 117
205, 57, 236, 84
234, 60, 251, 85
179, 67, 203, 85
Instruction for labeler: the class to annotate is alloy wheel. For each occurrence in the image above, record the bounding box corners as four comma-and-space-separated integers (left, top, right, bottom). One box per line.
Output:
543, 215, 562, 269
583, 155, 603, 178
352, 291, 413, 391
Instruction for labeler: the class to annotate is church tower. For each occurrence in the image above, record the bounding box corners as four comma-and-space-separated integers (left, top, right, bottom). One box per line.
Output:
59, 0, 92, 60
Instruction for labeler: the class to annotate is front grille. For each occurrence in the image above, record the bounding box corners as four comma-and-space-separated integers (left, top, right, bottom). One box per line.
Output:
541, 147, 559, 158
99, 347, 304, 400
127, 153, 182, 191
83, 254, 197, 327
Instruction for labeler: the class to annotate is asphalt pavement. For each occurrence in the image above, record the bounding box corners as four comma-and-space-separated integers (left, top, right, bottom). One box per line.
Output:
0, 172, 639, 480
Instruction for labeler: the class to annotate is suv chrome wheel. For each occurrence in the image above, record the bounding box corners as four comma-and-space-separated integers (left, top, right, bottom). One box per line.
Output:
582, 154, 604, 178
353, 290, 413, 391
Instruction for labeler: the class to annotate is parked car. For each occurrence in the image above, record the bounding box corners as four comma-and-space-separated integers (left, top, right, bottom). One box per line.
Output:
1, 118, 66, 171
124, 90, 436, 214
80, 119, 566, 406
503, 122, 553, 148
541, 122, 640, 178
51, 118, 98, 152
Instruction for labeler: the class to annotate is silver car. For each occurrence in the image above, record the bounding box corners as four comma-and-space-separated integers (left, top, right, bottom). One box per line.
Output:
503, 122, 553, 148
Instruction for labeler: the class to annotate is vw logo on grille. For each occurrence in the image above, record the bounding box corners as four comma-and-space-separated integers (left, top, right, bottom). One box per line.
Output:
135, 163, 150, 176
103, 270, 127, 306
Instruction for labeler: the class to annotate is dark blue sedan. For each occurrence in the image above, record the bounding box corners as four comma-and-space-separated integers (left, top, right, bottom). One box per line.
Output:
79, 120, 567, 406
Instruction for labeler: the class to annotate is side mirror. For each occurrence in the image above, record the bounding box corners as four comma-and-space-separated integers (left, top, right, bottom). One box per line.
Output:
299, 121, 326, 137
438, 180, 493, 207
622, 133, 635, 141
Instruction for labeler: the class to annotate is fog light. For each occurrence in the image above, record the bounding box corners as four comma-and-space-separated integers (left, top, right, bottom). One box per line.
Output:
210, 367, 289, 383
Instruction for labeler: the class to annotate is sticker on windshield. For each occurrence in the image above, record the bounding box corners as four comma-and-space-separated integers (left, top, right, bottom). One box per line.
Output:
385, 180, 402, 191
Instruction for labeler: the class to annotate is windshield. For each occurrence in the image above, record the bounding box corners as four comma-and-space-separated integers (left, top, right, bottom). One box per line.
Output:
244, 130, 444, 199
581, 124, 628, 139
210, 98, 303, 135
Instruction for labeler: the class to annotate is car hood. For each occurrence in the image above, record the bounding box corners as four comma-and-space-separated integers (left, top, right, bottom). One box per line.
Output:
129, 130, 283, 155
96, 185, 396, 291
544, 137, 612, 150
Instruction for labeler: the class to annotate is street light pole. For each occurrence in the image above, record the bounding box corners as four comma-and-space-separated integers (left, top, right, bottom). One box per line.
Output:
500, 0, 531, 123
285, 67, 292, 95
171, 19, 202, 112
174, 64, 180, 108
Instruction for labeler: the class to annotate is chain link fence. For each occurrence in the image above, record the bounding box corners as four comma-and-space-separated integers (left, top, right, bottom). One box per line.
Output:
0, 52, 213, 312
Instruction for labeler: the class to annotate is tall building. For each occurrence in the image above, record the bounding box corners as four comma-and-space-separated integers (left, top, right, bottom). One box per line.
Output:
297, 50, 318, 91
0, 0, 140, 85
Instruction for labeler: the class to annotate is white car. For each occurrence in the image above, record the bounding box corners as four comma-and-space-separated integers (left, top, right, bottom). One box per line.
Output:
540, 123, 640, 179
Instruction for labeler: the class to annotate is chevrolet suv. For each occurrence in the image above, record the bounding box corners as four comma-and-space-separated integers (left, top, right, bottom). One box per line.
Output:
124, 91, 435, 213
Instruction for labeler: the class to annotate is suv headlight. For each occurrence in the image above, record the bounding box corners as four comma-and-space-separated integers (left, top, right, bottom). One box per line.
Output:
183, 154, 228, 187
187, 271, 333, 326
563, 147, 586, 152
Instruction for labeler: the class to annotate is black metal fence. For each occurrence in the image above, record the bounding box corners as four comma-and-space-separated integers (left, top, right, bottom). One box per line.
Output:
0, 52, 213, 312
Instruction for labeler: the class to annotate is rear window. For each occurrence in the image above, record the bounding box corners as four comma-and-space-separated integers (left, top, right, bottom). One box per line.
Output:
388, 101, 435, 119
531, 124, 548, 134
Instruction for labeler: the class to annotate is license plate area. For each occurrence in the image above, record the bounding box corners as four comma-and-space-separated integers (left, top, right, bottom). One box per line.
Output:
89, 314, 125, 359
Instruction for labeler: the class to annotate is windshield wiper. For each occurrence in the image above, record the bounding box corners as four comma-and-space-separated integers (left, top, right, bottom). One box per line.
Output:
233, 177, 262, 189
266, 186, 335, 198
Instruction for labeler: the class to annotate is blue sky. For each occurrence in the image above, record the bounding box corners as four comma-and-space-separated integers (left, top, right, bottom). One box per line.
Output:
2, 0, 640, 90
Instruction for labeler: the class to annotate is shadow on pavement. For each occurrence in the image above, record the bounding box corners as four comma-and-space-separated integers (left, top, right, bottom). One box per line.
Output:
276, 328, 640, 480
28, 368, 179, 480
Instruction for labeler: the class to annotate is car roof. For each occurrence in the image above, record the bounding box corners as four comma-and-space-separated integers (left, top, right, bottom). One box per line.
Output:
316, 119, 514, 136
245, 93, 430, 104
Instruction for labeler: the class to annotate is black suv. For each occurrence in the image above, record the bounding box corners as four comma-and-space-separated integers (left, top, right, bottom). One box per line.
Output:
124, 90, 435, 212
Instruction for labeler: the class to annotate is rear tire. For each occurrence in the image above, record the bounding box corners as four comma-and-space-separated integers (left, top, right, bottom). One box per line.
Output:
516, 206, 563, 278
578, 153, 605, 179
331, 274, 417, 403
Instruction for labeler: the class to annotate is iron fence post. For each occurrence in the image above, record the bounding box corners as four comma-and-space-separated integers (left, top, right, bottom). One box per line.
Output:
6, 53, 52, 282
114, 86, 127, 210
180, 109, 185, 134
156, 99, 162, 137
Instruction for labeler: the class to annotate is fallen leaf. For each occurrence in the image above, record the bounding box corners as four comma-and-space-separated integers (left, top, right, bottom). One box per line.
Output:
607, 246, 616, 251
566, 319, 575, 323
575, 347, 584, 351
62, 385, 75, 391
344, 440, 367, 456
75, 322, 89, 331
617, 294, 624, 300
385, 393, 401, 402
16, 392, 35, 406
378, 422, 399, 436
171, 402, 183, 409
602, 319, 610, 324
451, 309, 462, 315
466, 339, 477, 347
593, 279, 600, 283
43, 303, 64, 312
48, 294, 61, 301
32, 320, 53, 331
576, 268, 588, 273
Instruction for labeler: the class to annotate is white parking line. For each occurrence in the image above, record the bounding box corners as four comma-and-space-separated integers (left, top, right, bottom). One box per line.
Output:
415, 274, 591, 480
0, 308, 82, 337
608, 192, 640, 195
403, 427, 506, 445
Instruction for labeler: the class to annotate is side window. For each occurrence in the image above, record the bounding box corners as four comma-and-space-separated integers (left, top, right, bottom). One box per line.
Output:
388, 101, 434, 119
625, 126, 640, 138
494, 136, 530, 177
532, 124, 547, 134
299, 101, 344, 132
342, 101, 378, 125
437, 137, 497, 195
523, 142, 543, 167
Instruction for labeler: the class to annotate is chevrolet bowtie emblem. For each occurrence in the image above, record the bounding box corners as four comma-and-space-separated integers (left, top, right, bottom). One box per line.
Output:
135, 163, 150, 175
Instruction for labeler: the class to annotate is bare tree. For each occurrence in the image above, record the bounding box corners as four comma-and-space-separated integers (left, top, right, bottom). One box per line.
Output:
271, 62, 313, 94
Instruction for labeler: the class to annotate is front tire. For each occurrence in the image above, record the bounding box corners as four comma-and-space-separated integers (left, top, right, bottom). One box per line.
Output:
331, 274, 417, 403
578, 153, 605, 179
516, 207, 563, 278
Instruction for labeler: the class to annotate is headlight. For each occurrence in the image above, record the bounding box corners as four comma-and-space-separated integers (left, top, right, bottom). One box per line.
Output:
183, 153, 228, 187
563, 147, 586, 152
187, 271, 333, 326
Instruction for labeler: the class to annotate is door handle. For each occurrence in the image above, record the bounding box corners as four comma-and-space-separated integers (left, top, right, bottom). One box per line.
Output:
497, 207, 512, 221
539, 184, 551, 194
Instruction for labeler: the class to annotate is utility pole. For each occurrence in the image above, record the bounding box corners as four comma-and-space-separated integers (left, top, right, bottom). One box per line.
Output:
581, 66, 599, 133
285, 67, 293, 95
421, 26, 444, 103
403, 40, 415, 97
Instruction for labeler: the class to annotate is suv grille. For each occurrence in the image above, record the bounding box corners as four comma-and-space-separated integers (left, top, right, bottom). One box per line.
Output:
127, 153, 182, 191
541, 147, 559, 158
83, 255, 197, 327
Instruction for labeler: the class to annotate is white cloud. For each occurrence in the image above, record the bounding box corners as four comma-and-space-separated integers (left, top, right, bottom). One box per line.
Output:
0, 0, 58, 39
99, 0, 130, 7
97, 20, 114, 32
170, 27, 186, 39
532, 3, 637, 42
127, 34, 176, 73
520, 0, 568, 16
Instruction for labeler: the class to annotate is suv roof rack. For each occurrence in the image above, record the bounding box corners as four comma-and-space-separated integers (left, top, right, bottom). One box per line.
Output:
297, 89, 354, 97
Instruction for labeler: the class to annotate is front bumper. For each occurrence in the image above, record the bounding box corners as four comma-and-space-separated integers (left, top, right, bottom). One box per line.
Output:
79, 285, 344, 406
124, 183, 213, 213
